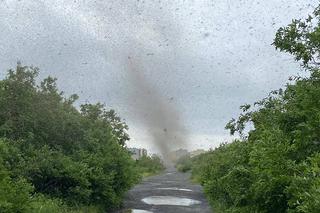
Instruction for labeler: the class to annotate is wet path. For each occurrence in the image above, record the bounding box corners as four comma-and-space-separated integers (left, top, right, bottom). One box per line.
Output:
115, 168, 212, 213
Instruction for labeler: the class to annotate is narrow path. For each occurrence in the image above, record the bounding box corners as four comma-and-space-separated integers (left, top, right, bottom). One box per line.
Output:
116, 168, 212, 213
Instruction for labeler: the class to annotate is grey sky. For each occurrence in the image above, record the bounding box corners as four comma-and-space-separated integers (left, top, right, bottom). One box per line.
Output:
0, 0, 318, 153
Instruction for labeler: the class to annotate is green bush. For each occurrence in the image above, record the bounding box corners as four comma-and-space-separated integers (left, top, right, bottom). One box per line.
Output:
0, 140, 33, 213
175, 155, 193, 173
190, 5, 320, 212
29, 195, 66, 213
136, 155, 165, 177
0, 171, 33, 213
286, 154, 320, 213
0, 64, 140, 212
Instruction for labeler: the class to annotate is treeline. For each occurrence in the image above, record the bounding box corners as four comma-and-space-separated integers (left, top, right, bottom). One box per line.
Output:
0, 64, 159, 212
175, 155, 193, 173
136, 155, 165, 177
188, 6, 320, 213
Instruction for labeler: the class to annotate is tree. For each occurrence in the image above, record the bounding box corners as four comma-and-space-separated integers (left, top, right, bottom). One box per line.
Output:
194, 5, 320, 213
80, 104, 130, 146
274, 5, 320, 68
0, 63, 140, 212
104, 109, 129, 146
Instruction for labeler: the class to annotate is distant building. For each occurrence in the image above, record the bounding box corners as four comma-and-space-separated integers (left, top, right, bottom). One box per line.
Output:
168, 149, 206, 161
128, 148, 147, 160
169, 149, 189, 162
190, 149, 206, 158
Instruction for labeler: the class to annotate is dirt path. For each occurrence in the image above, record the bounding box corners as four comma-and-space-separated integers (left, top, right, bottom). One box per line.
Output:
115, 168, 212, 213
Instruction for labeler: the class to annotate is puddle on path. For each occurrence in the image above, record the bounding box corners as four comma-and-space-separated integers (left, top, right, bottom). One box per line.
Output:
129, 210, 153, 213
123, 209, 153, 213
142, 196, 201, 206
157, 187, 193, 192
164, 180, 176, 183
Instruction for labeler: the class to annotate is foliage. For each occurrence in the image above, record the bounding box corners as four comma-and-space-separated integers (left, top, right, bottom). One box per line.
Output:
274, 5, 320, 68
191, 6, 320, 213
175, 154, 193, 173
286, 153, 320, 213
28, 195, 68, 213
136, 155, 165, 177
0, 64, 140, 212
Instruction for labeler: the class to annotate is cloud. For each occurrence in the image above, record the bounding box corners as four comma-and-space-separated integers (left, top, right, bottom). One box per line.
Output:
0, 0, 317, 153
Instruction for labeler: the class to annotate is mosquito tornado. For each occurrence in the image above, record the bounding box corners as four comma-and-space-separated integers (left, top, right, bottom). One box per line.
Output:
94, 1, 189, 160
126, 55, 188, 161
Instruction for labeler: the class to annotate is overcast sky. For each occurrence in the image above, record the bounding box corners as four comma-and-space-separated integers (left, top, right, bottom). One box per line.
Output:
0, 0, 318, 153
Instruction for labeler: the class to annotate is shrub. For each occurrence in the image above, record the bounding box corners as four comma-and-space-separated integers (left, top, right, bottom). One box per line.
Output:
136, 155, 165, 177
0, 64, 140, 212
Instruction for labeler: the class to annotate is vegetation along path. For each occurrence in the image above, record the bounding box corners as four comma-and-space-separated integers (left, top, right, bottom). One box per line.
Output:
116, 167, 212, 213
